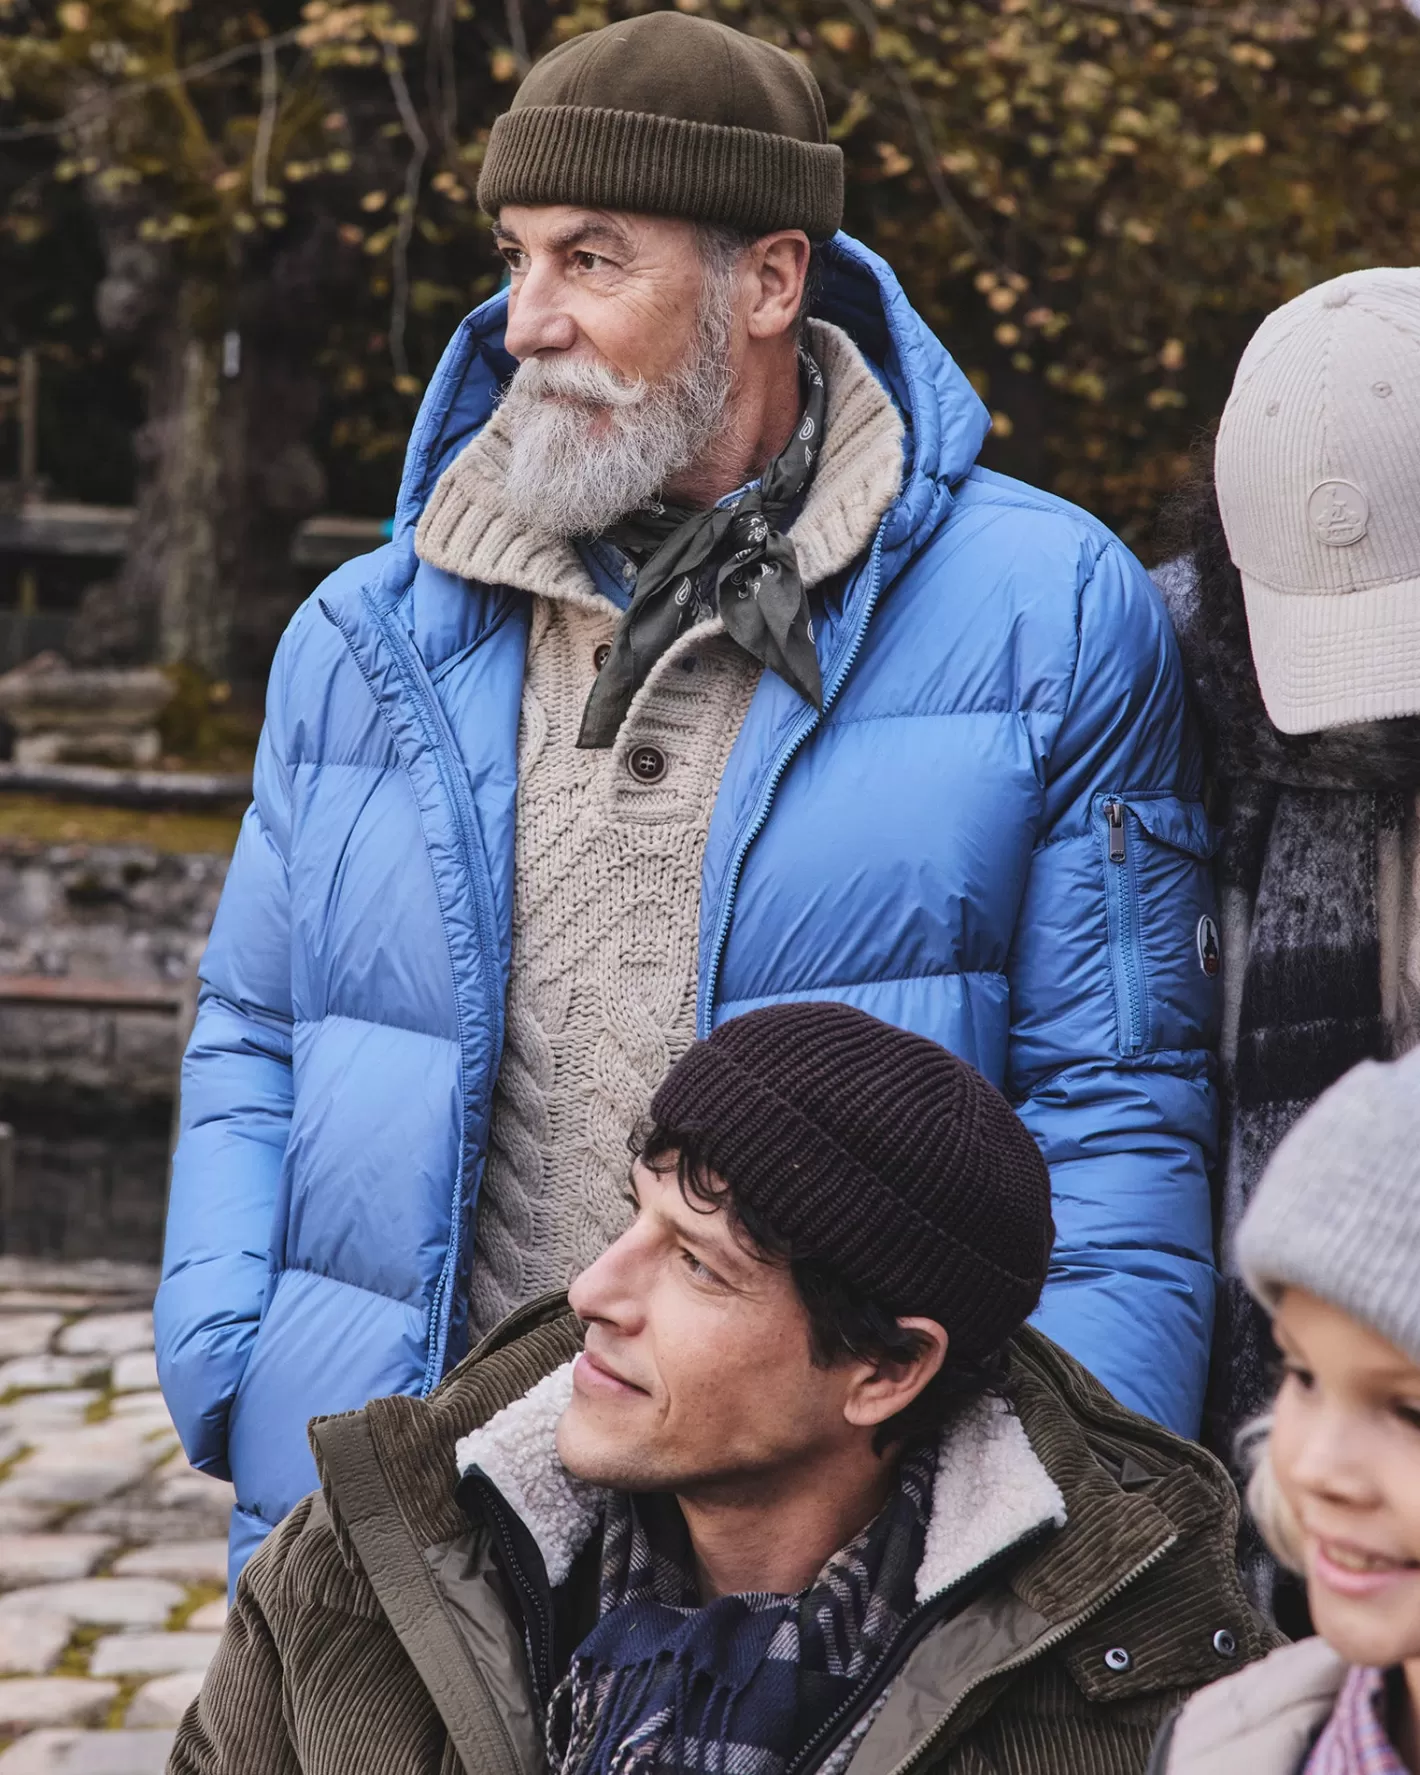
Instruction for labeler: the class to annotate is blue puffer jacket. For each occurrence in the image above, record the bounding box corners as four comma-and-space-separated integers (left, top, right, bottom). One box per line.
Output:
157, 234, 1219, 1589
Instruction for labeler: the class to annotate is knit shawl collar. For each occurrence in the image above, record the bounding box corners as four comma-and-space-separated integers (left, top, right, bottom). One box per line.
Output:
413, 319, 905, 616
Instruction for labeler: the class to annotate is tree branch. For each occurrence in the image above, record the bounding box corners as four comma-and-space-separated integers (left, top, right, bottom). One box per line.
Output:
383, 43, 430, 387
0, 27, 304, 147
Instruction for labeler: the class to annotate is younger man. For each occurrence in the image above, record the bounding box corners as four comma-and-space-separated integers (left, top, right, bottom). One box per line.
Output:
172, 1004, 1270, 1775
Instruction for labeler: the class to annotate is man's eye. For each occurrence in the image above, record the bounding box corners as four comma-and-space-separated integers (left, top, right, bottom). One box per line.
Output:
1281, 1360, 1315, 1392
681, 1249, 719, 1285
500, 247, 525, 272
572, 250, 604, 271
1394, 1402, 1420, 1434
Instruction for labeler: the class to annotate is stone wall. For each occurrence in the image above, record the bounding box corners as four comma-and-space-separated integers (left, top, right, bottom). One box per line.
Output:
0, 839, 229, 1262
0, 840, 227, 1104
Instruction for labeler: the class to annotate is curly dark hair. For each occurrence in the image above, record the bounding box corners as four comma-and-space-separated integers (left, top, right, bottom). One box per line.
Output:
631, 1120, 1008, 1455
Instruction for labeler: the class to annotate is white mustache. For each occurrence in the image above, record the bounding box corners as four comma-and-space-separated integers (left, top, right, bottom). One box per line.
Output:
506, 355, 647, 412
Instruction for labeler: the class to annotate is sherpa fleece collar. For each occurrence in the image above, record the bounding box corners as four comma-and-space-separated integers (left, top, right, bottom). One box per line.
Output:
454, 1358, 1067, 1600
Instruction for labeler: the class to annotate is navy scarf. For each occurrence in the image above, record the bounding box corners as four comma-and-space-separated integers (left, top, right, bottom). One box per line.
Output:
547, 1446, 934, 1775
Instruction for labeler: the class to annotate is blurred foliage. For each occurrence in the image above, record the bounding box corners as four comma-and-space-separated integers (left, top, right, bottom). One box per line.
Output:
0, 791, 243, 850
1, 0, 1418, 551
156, 661, 258, 763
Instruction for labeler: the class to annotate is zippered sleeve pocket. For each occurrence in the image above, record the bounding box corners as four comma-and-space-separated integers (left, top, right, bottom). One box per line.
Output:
1095, 792, 1220, 1057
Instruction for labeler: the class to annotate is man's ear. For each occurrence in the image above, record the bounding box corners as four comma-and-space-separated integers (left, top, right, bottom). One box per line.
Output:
743, 231, 812, 342
842, 1318, 949, 1433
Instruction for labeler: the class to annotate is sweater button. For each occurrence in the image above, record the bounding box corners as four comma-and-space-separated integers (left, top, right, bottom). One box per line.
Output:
1103, 1647, 1131, 1673
593, 643, 611, 671
1212, 1629, 1237, 1658
627, 745, 667, 784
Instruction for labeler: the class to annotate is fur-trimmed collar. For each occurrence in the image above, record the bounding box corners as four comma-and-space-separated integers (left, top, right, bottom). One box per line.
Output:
454, 1359, 1066, 1598
414, 318, 904, 610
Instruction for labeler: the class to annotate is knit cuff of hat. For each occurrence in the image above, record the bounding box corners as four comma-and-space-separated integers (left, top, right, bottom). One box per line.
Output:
649, 1040, 1043, 1356
478, 106, 845, 241
1236, 1055, 1420, 1367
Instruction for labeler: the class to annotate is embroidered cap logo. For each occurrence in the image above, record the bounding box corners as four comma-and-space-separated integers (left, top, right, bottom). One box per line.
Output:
1307, 479, 1370, 548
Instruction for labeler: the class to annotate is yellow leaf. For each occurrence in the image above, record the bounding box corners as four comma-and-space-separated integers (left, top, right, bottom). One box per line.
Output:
361, 190, 388, 212
819, 20, 857, 52
1159, 338, 1185, 371
991, 409, 1015, 438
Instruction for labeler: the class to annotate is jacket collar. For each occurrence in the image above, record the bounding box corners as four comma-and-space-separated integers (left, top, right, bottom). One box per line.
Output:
453, 1358, 1067, 1601
311, 1310, 1245, 1775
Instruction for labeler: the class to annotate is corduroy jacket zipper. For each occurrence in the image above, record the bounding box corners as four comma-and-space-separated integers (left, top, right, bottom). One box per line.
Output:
878, 1532, 1179, 1775
782, 1525, 1054, 1775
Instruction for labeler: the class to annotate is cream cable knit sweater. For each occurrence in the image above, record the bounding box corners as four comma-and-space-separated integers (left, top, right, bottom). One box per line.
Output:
416, 320, 905, 1334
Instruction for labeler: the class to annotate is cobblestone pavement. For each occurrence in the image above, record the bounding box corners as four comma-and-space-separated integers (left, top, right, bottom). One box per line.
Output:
0, 1258, 233, 1772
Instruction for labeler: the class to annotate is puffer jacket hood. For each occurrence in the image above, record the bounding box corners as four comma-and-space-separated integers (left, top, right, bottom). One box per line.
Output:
168, 1305, 1278, 1775
158, 232, 1220, 1591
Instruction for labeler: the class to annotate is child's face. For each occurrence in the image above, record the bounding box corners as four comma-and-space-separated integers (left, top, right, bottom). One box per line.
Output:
1273, 1288, 1420, 1668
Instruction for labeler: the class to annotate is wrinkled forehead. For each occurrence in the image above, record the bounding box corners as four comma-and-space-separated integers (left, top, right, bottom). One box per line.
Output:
494, 203, 703, 261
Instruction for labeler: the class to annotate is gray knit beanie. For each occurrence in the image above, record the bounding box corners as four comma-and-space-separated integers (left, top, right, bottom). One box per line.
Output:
1236, 1047, 1420, 1362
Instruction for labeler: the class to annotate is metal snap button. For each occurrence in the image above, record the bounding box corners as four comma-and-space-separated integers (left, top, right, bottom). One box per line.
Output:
1103, 1647, 1131, 1673
1212, 1629, 1237, 1658
593, 643, 611, 672
627, 745, 667, 784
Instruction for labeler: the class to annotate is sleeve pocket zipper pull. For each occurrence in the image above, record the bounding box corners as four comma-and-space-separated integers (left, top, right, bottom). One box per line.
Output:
1105, 799, 1126, 863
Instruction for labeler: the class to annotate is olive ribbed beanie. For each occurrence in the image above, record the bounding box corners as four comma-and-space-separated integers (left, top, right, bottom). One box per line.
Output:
478, 12, 844, 241
648, 1002, 1055, 1355
1237, 1046, 1420, 1364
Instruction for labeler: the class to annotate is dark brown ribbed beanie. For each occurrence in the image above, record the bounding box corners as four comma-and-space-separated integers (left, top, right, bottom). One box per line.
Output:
648, 1002, 1055, 1357
478, 12, 843, 241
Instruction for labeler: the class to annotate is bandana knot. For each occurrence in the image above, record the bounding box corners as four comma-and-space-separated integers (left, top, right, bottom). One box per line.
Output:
577, 348, 827, 750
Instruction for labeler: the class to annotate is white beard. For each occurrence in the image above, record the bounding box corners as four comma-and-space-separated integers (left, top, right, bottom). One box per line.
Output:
499, 276, 735, 540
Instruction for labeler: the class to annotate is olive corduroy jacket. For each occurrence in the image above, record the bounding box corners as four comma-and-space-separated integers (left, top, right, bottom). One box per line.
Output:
169, 1299, 1279, 1775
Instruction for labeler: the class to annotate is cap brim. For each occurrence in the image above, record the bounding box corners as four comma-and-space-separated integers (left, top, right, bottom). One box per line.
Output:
1241, 569, 1420, 735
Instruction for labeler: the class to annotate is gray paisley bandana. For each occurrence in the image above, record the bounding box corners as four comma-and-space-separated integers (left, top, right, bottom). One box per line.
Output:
576, 349, 827, 750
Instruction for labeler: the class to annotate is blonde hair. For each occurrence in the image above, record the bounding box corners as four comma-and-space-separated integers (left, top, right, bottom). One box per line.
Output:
1238, 1410, 1305, 1574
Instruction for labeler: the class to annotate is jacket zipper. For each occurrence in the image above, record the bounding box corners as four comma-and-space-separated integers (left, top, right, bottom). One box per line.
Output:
337, 591, 507, 1393
880, 1532, 1178, 1775
699, 526, 887, 1036
1099, 795, 1144, 1057
782, 1523, 1053, 1775
1104, 797, 1126, 864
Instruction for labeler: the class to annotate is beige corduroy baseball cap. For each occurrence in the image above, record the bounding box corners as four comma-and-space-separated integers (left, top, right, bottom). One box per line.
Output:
1215, 267, 1420, 735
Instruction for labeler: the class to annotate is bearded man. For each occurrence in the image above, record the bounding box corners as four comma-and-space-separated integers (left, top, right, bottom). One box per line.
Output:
156, 12, 1222, 1589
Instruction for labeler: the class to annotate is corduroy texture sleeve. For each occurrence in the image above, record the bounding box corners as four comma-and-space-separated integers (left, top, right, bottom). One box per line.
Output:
155, 623, 299, 1482
168, 1541, 301, 1775
1006, 541, 1219, 1438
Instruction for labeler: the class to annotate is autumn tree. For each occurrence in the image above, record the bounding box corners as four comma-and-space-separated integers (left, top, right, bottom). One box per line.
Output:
3, 0, 1419, 689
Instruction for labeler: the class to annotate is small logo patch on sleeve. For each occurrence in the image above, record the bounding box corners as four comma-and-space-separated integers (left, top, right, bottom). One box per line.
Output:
1197, 914, 1221, 979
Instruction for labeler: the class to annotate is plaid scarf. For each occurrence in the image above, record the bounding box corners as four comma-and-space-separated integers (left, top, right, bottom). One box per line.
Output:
547, 1445, 935, 1775
576, 347, 827, 750
1154, 548, 1420, 1621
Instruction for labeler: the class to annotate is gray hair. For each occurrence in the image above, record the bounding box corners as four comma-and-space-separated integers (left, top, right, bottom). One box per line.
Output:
695, 224, 821, 336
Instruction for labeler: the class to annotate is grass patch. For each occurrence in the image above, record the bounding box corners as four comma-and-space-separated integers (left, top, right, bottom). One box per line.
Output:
55, 1623, 104, 1678
168, 1581, 225, 1631
104, 1676, 145, 1729
0, 795, 242, 854
83, 1390, 114, 1423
